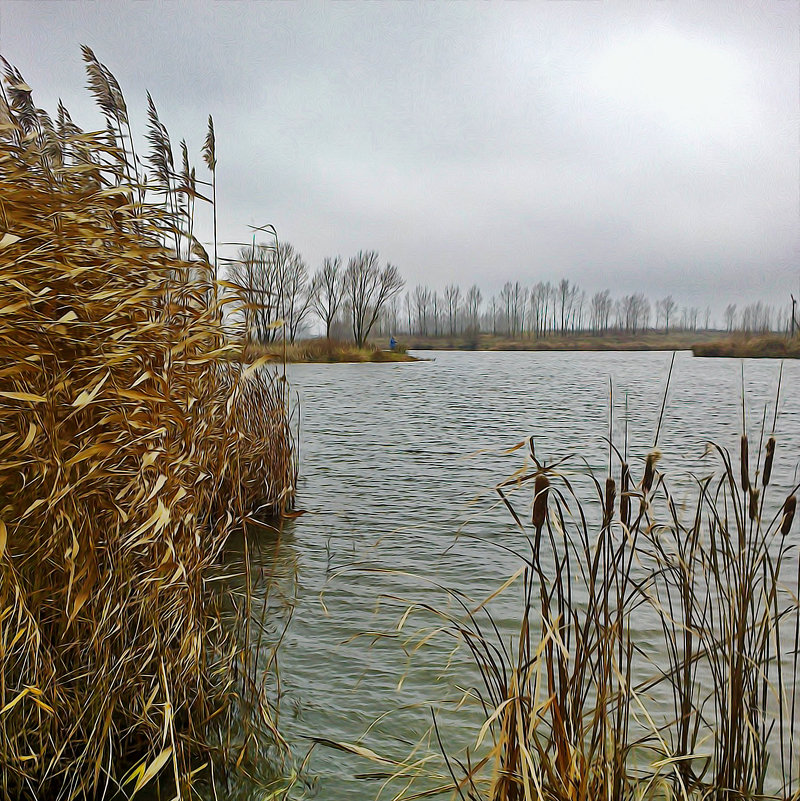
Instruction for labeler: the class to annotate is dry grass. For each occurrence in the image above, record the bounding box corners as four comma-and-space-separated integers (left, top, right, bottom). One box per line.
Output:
0, 53, 295, 798
692, 335, 800, 359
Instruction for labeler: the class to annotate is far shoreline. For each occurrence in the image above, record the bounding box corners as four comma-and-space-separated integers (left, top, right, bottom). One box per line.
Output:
402, 332, 800, 359
240, 333, 800, 364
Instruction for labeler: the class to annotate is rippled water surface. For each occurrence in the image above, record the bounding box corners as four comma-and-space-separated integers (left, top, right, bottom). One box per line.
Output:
253, 351, 800, 799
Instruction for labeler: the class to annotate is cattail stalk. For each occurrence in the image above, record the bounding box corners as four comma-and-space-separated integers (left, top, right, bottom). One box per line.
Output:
740, 435, 750, 492
620, 463, 630, 527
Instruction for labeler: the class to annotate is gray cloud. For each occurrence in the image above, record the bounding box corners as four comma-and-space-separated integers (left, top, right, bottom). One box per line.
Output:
1, 0, 797, 314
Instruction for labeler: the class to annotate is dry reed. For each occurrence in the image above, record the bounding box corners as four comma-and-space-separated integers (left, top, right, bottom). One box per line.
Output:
0, 52, 295, 798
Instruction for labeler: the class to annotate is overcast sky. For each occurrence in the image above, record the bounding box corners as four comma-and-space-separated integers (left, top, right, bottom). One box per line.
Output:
1, 1, 798, 314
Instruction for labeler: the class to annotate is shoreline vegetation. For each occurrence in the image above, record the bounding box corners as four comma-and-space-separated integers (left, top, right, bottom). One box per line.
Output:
244, 338, 420, 364
407, 330, 718, 352
406, 331, 800, 357
0, 53, 296, 799
249, 331, 800, 363
691, 333, 800, 358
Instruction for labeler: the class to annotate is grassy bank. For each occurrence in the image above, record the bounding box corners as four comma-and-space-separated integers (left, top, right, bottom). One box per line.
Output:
245, 338, 419, 363
0, 55, 295, 798
692, 334, 800, 358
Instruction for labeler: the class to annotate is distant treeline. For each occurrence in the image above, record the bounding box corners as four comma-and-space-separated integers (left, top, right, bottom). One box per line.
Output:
382, 281, 796, 339
229, 243, 797, 343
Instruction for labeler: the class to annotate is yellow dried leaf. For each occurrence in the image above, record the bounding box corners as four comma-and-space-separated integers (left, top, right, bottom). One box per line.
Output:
132, 747, 173, 794
145, 474, 168, 502
72, 371, 110, 408
0, 390, 46, 403
242, 355, 274, 378
0, 687, 29, 715
20, 498, 46, 519
0, 299, 29, 315
64, 443, 111, 468
19, 422, 36, 452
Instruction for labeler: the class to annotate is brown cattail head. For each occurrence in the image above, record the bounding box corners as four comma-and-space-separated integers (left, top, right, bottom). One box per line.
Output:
532, 473, 550, 532
748, 487, 760, 521
620, 463, 631, 527
762, 436, 775, 487
781, 495, 796, 536
604, 477, 616, 525
740, 435, 750, 492
641, 452, 658, 495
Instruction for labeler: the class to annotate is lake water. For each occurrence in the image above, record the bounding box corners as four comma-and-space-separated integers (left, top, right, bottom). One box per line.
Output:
239, 350, 800, 799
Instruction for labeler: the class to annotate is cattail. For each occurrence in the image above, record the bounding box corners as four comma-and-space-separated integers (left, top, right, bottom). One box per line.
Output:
604, 476, 616, 525
740, 435, 750, 492
748, 487, 759, 521
762, 436, 775, 487
620, 463, 631, 527
532, 473, 550, 532
781, 495, 796, 536
642, 452, 657, 495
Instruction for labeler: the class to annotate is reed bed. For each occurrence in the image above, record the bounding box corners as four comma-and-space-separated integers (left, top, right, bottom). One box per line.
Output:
346, 387, 799, 801
0, 53, 295, 798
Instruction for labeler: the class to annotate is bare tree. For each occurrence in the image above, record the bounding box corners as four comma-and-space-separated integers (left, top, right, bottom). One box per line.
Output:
404, 291, 414, 335
413, 285, 433, 335
383, 295, 400, 337
228, 242, 278, 343
680, 306, 699, 331
724, 303, 737, 333
464, 284, 482, 334
432, 291, 442, 337
573, 289, 585, 332
275, 242, 314, 342
657, 295, 676, 334
344, 251, 404, 347
558, 279, 572, 334
488, 295, 499, 336
228, 240, 312, 343
619, 293, 650, 334
590, 290, 612, 335
509, 282, 527, 337
740, 301, 772, 333
444, 283, 461, 336
529, 282, 551, 338
499, 282, 513, 336
312, 256, 343, 340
